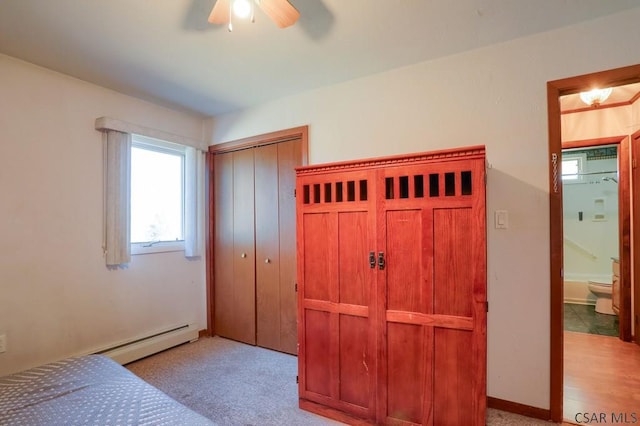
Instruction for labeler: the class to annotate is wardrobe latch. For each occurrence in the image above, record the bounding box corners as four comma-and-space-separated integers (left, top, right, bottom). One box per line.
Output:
378, 252, 385, 270
369, 252, 376, 269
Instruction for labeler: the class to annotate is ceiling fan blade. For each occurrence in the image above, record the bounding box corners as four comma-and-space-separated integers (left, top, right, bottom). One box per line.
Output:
208, 0, 231, 24
257, 0, 300, 28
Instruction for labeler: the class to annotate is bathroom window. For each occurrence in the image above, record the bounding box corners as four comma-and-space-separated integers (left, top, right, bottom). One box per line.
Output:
562, 155, 585, 182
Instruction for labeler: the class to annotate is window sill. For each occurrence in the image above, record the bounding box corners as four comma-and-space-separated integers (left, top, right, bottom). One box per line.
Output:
131, 242, 184, 256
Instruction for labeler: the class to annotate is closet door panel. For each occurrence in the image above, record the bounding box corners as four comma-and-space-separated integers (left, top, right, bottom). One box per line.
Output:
255, 144, 281, 351
232, 149, 256, 345
277, 140, 302, 354
213, 153, 235, 339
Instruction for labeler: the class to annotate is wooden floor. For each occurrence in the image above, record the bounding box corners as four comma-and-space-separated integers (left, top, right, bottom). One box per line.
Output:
564, 331, 640, 423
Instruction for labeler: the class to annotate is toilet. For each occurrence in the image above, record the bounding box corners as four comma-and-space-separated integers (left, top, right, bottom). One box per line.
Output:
588, 280, 616, 315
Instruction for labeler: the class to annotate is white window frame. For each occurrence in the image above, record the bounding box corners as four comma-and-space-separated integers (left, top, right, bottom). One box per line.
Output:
561, 154, 586, 183
130, 134, 186, 255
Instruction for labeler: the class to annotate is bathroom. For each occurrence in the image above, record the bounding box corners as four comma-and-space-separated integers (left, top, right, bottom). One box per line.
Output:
562, 144, 619, 336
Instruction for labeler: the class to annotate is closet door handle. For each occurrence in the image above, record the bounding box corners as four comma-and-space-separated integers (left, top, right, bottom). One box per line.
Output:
241, 253, 247, 258
369, 252, 376, 269
378, 252, 385, 270
265, 258, 271, 264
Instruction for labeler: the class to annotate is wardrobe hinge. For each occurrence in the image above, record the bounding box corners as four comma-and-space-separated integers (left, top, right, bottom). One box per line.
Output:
296, 375, 299, 384
486, 301, 489, 312
295, 283, 298, 292
294, 189, 297, 197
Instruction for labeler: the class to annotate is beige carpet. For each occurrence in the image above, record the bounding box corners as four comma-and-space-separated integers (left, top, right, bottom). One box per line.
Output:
127, 336, 554, 425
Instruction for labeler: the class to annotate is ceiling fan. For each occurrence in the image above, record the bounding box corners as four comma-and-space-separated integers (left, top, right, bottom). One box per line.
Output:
208, 0, 300, 30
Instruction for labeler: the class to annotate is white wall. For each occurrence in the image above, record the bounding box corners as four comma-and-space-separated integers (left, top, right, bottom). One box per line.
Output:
209, 8, 640, 409
562, 105, 635, 140
0, 54, 208, 376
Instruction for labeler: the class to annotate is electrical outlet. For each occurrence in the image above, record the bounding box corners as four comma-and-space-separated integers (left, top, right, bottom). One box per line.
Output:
0, 334, 6, 353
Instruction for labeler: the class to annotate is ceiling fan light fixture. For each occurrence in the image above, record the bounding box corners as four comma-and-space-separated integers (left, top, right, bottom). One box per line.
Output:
209, 0, 299, 30
232, 0, 253, 19
579, 87, 613, 107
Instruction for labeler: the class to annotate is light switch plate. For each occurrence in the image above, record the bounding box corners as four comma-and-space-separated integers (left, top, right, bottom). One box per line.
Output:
495, 210, 508, 229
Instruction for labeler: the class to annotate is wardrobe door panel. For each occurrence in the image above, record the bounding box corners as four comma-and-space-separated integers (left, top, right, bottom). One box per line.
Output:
338, 314, 370, 408
386, 209, 430, 314
338, 211, 369, 306
386, 322, 431, 425
232, 149, 257, 345
433, 328, 475, 426
255, 144, 281, 351
337, 211, 372, 408
277, 140, 302, 354
298, 170, 377, 421
304, 309, 332, 397
303, 213, 334, 301
433, 208, 473, 317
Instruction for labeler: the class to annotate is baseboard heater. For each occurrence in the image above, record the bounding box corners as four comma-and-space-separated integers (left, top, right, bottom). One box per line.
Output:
95, 324, 198, 365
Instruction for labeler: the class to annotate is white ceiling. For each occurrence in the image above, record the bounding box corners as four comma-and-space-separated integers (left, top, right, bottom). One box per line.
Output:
1, 0, 638, 117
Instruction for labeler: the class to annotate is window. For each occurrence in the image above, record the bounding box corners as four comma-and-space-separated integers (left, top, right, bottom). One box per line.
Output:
131, 135, 185, 254
561, 155, 584, 181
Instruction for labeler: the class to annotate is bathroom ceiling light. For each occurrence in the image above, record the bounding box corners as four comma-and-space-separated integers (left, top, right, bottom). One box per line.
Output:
579, 87, 613, 107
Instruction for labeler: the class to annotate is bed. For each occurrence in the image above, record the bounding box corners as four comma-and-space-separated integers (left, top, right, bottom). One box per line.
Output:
0, 354, 215, 425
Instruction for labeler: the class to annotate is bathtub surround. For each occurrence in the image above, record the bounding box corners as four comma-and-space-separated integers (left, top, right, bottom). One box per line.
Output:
562, 151, 619, 297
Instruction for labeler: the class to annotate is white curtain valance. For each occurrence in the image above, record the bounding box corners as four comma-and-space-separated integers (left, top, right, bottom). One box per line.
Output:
95, 117, 207, 151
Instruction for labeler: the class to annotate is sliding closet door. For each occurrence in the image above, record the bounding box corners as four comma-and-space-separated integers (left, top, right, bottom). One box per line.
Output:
255, 144, 280, 350
214, 149, 256, 345
255, 140, 301, 354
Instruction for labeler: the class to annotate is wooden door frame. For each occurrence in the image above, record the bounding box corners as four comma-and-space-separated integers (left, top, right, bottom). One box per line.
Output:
548, 64, 640, 422
206, 126, 309, 335
632, 129, 640, 346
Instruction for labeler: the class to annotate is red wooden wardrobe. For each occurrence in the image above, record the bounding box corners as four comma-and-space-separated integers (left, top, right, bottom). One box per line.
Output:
296, 146, 487, 425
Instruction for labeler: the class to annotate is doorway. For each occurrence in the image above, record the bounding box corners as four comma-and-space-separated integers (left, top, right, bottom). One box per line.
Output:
547, 64, 640, 422
562, 140, 624, 336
